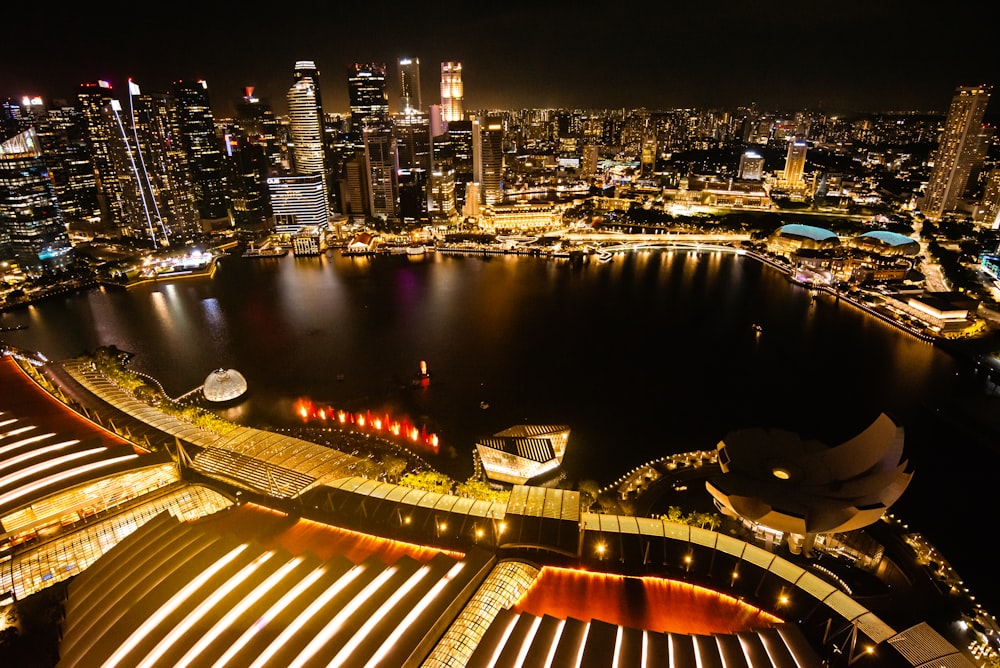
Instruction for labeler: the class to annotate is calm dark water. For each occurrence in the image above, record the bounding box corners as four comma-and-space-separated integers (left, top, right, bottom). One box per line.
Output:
3, 247, 1000, 610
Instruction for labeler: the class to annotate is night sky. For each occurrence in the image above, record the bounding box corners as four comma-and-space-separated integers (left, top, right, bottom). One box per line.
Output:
5, 1, 1000, 118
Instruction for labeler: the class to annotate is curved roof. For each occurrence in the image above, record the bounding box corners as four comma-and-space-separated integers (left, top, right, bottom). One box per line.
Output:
775, 224, 838, 242
203, 368, 247, 402
858, 230, 916, 247
706, 413, 912, 537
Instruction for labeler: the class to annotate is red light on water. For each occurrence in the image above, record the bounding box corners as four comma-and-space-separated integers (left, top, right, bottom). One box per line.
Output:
295, 398, 439, 453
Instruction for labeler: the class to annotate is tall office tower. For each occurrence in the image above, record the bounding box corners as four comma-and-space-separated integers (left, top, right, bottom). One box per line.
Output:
474, 117, 504, 205
341, 153, 369, 217
34, 103, 102, 225
173, 80, 229, 221
292, 61, 325, 127
738, 151, 765, 180
128, 87, 202, 242
398, 57, 421, 113
234, 88, 281, 169
440, 62, 464, 123
222, 133, 271, 233
287, 72, 329, 219
429, 168, 456, 219
441, 119, 473, 209
923, 85, 992, 221
394, 111, 431, 173
77, 81, 122, 230
267, 173, 327, 232
784, 140, 808, 186
82, 81, 200, 245
348, 63, 389, 135
397, 169, 428, 224
363, 127, 397, 219
0, 128, 74, 271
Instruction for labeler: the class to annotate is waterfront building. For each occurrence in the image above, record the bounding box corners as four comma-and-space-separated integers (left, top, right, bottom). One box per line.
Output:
173, 80, 229, 223
348, 62, 390, 135
480, 203, 562, 231
440, 62, 463, 122
340, 152, 369, 218
738, 150, 765, 180
222, 132, 272, 233
81, 81, 200, 246
398, 57, 421, 113
266, 173, 327, 233
922, 85, 992, 221
475, 424, 570, 485
766, 223, 839, 258
287, 68, 329, 213
0, 128, 74, 271
706, 414, 911, 556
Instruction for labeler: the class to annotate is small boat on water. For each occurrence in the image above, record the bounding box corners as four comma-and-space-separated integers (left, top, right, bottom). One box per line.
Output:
752, 323, 763, 335
406, 244, 428, 256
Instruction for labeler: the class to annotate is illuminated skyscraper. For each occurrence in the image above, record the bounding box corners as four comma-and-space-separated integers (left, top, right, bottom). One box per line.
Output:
0, 128, 74, 271
923, 85, 992, 221
738, 151, 765, 180
348, 63, 389, 134
440, 62, 464, 123
32, 102, 102, 225
363, 127, 397, 220
173, 80, 229, 221
784, 140, 807, 187
287, 77, 326, 178
80, 80, 199, 245
398, 57, 421, 113
293, 60, 325, 128
473, 116, 503, 205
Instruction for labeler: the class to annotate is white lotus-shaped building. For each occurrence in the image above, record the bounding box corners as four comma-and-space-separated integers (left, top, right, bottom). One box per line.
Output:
705, 413, 912, 555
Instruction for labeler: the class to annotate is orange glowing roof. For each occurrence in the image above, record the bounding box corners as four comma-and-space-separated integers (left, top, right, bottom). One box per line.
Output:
512, 566, 781, 636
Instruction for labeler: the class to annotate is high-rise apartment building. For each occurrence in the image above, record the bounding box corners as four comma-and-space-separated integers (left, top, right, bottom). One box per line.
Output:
348, 63, 389, 134
440, 62, 464, 123
173, 80, 229, 221
398, 58, 421, 114
0, 128, 74, 271
783, 140, 807, 187
922, 85, 992, 221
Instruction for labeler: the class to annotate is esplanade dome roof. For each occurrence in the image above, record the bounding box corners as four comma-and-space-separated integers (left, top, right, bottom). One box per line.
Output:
202, 368, 248, 402
853, 230, 921, 255
774, 224, 838, 242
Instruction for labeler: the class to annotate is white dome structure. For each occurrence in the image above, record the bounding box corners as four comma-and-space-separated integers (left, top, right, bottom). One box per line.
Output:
202, 368, 248, 403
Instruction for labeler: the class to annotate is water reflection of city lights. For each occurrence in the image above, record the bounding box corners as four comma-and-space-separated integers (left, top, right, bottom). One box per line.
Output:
294, 398, 439, 454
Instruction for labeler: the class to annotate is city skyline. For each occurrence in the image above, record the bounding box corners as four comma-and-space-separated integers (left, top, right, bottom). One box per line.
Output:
6, 2, 1000, 118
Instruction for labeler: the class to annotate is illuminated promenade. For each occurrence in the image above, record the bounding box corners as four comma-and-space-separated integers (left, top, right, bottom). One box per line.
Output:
0, 347, 990, 666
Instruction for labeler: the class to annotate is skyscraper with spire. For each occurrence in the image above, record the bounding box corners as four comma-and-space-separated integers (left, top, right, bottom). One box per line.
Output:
922, 85, 992, 221
440, 62, 464, 123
